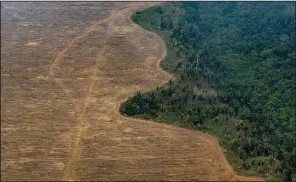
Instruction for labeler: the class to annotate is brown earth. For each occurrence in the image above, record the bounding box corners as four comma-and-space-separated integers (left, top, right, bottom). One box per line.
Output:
1, 2, 263, 181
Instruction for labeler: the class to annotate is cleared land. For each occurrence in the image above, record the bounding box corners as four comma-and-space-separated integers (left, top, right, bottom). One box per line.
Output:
1, 2, 261, 181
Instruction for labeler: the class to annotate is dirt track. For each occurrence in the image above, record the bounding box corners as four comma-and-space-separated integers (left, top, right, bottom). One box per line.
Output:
1, 2, 262, 181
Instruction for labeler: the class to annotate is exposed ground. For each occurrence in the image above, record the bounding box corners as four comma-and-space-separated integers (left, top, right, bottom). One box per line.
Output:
1, 2, 262, 181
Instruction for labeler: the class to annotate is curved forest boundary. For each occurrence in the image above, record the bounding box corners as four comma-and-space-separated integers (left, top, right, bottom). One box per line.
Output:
121, 2, 295, 181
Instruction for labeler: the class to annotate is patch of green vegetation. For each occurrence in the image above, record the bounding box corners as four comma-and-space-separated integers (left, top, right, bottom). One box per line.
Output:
126, 2, 295, 181
132, 6, 163, 31
132, 3, 183, 74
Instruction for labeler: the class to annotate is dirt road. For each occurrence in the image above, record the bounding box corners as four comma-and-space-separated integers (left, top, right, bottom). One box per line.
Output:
1, 2, 262, 181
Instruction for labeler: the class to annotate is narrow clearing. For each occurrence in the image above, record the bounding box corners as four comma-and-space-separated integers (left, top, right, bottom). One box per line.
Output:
2, 2, 262, 181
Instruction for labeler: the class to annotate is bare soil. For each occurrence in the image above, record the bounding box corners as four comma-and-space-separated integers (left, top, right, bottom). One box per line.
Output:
1, 2, 262, 181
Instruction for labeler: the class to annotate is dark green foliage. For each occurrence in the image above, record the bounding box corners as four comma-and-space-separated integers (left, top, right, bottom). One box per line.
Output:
121, 82, 233, 125
132, 3, 181, 31
132, 6, 164, 30
125, 2, 296, 181
120, 91, 160, 117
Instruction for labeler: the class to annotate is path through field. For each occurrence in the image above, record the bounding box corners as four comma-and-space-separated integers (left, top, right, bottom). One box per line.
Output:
1, 2, 262, 181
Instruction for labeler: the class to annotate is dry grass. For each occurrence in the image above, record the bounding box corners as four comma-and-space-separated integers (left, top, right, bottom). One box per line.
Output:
1, 2, 262, 181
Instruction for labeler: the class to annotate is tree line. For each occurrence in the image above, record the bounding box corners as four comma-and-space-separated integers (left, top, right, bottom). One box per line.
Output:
124, 2, 295, 181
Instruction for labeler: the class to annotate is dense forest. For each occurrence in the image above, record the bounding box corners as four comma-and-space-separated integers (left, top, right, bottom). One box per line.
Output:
121, 2, 296, 181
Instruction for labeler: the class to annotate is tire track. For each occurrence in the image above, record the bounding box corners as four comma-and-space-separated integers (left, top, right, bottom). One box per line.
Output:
49, 4, 146, 180
49, 13, 112, 182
